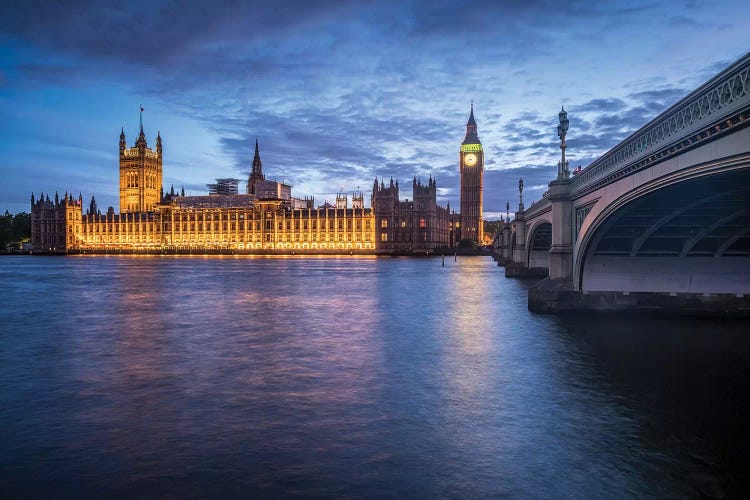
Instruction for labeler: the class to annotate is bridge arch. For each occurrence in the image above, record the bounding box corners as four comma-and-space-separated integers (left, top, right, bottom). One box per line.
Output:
575, 162, 750, 294
526, 220, 552, 270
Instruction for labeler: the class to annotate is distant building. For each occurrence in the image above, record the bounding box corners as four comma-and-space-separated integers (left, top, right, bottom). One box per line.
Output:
255, 180, 292, 200
30, 192, 82, 251
372, 176, 451, 253
207, 178, 240, 195
31, 123, 451, 255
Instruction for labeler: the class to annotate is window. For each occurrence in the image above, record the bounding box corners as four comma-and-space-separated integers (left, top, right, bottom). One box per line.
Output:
380, 233, 388, 242
381, 218, 388, 228
419, 217, 426, 228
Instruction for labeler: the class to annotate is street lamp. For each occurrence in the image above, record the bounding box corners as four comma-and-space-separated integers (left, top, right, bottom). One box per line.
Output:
557, 106, 570, 180
506, 202, 510, 223
518, 177, 524, 209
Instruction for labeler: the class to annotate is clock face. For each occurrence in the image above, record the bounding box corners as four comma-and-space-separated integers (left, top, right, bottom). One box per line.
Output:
464, 153, 478, 166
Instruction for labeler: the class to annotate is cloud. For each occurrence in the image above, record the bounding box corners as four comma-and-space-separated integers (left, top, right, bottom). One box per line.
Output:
628, 88, 687, 109
0, 0, 747, 214
572, 98, 627, 114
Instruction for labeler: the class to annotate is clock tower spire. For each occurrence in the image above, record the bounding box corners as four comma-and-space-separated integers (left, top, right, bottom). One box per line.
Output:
459, 103, 484, 245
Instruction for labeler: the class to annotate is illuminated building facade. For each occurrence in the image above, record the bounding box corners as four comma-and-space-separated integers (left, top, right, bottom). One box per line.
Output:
31, 125, 452, 255
459, 104, 484, 244
119, 116, 163, 213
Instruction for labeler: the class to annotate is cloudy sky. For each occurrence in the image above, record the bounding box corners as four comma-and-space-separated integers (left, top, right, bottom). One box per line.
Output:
1, 1, 748, 217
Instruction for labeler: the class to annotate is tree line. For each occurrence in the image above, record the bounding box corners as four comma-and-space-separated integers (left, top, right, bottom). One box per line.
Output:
0, 211, 31, 247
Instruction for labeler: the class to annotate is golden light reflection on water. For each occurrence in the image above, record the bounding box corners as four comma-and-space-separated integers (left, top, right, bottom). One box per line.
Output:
438, 259, 495, 412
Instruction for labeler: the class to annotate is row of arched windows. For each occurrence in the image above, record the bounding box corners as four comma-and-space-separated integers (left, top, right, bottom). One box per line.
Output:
124, 172, 158, 189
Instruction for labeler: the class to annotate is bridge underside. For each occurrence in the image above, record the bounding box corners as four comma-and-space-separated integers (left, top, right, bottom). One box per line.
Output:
581, 169, 750, 294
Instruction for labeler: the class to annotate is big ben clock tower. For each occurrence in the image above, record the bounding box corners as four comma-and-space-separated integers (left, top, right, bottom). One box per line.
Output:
460, 103, 483, 245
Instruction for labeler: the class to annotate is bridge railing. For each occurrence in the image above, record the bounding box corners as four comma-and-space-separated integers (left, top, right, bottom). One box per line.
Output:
570, 51, 750, 197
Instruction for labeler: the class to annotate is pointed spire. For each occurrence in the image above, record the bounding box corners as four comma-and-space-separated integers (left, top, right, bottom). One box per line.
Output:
254, 140, 261, 169
467, 101, 477, 127
252, 138, 262, 171
247, 137, 265, 195
134, 105, 147, 148
463, 102, 480, 145
120, 127, 125, 140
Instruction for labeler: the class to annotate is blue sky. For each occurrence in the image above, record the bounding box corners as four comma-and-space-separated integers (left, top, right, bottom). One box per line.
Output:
1, 0, 748, 217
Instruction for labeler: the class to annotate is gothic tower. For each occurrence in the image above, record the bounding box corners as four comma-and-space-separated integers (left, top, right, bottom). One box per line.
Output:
459, 103, 484, 244
119, 110, 163, 213
247, 138, 266, 195
372, 177, 399, 251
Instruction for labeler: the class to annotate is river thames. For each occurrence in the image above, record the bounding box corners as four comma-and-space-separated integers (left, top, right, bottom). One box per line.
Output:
0, 255, 748, 498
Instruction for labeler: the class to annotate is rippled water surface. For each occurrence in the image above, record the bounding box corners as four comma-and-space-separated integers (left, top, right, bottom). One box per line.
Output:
1, 255, 748, 498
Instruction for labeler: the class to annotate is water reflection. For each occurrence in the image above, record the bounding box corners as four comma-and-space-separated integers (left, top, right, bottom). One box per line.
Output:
0, 255, 747, 497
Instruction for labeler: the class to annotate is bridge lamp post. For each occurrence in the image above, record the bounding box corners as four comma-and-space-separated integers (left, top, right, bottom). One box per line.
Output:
557, 107, 570, 180
506, 202, 510, 223
519, 177, 524, 210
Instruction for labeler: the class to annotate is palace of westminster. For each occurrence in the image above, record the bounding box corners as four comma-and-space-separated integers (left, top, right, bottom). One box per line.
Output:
31, 107, 485, 254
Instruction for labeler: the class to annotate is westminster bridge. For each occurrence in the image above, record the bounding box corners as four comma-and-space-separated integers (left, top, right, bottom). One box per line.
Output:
493, 51, 750, 314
